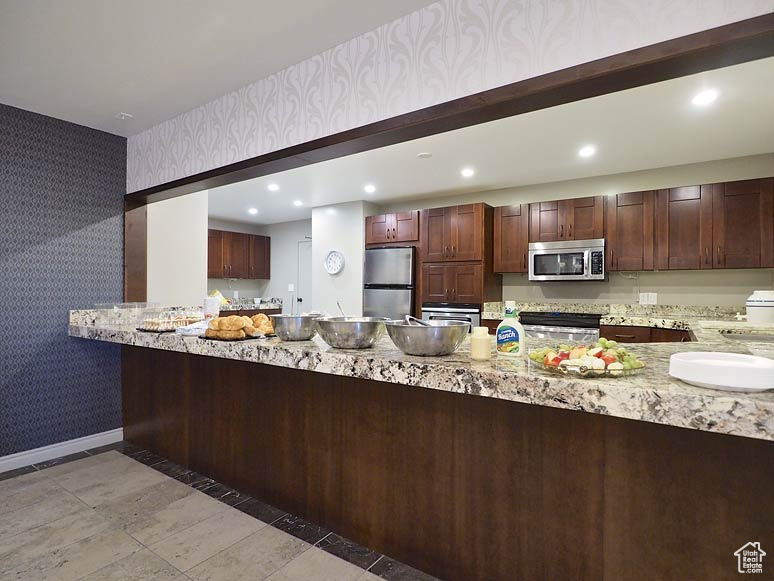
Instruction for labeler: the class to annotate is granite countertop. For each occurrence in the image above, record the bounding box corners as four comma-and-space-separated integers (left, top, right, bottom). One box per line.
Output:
68, 307, 774, 442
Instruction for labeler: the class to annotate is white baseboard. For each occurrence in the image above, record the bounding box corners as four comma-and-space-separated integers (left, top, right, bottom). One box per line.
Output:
0, 428, 124, 474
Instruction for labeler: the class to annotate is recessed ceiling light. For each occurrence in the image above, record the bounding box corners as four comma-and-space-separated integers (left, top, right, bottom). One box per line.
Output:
267, 182, 280, 192
578, 144, 597, 158
692, 88, 719, 106
364, 184, 376, 194
417, 152, 432, 159
114, 112, 133, 120
248, 208, 258, 215
293, 200, 303, 207
460, 167, 475, 178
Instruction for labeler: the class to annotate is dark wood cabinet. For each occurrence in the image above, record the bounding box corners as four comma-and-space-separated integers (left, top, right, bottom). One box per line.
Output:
711, 178, 774, 269
207, 230, 225, 278
248, 234, 271, 279
420, 263, 484, 303
650, 328, 692, 343
420, 204, 484, 261
493, 204, 529, 272
600, 325, 691, 343
605, 191, 655, 271
209, 229, 270, 279
421, 264, 449, 302
529, 196, 604, 242
567, 196, 605, 240
222, 231, 250, 278
365, 211, 419, 244
529, 201, 561, 242
655, 185, 713, 270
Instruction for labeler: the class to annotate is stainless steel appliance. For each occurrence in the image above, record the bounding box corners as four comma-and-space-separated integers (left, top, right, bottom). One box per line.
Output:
421, 303, 481, 329
363, 247, 415, 320
520, 312, 601, 343
528, 238, 605, 281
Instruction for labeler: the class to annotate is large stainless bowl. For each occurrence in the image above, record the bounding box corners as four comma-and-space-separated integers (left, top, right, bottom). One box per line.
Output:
315, 317, 388, 349
385, 319, 470, 356
270, 314, 319, 341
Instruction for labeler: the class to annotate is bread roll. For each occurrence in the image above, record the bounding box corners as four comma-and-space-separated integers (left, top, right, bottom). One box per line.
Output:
243, 325, 260, 337
216, 329, 246, 340
205, 327, 219, 338
218, 315, 246, 331
251, 313, 269, 325
208, 318, 221, 330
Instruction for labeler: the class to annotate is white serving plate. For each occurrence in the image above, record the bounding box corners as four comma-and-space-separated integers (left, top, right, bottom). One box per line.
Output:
669, 352, 774, 392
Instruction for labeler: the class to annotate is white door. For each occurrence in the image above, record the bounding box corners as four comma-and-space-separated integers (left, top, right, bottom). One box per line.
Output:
295, 240, 312, 314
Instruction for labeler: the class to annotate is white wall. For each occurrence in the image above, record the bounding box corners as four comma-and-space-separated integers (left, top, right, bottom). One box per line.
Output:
147, 190, 208, 305
312, 202, 377, 315
262, 220, 313, 312
503, 270, 774, 308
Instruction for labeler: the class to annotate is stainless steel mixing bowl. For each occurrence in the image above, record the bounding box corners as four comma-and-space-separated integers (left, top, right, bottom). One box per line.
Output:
385, 319, 470, 356
269, 314, 319, 341
315, 317, 388, 349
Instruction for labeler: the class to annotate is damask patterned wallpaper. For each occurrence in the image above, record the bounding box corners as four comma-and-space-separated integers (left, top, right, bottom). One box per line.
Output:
0, 104, 126, 456
127, 0, 774, 192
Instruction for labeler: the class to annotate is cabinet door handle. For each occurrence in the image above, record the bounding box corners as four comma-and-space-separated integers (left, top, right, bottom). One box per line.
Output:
444, 288, 449, 298
568, 224, 573, 238
704, 247, 709, 265
522, 253, 526, 270
610, 249, 614, 267
393, 228, 396, 239
452, 245, 456, 257
717, 246, 723, 266
444, 245, 448, 257
560, 225, 564, 238
452, 288, 455, 298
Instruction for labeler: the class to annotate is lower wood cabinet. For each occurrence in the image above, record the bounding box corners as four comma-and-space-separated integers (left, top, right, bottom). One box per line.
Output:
600, 325, 691, 343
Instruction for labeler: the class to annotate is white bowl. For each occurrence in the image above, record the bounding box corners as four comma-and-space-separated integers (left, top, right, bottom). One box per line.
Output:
669, 352, 774, 392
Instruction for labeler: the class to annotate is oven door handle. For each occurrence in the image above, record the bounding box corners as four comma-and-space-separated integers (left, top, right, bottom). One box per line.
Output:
583, 249, 591, 278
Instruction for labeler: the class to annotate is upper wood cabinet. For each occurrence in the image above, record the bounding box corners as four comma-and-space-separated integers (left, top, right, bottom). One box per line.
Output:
605, 191, 655, 271
365, 211, 419, 244
529, 196, 604, 242
208, 229, 271, 279
711, 178, 774, 269
420, 263, 484, 303
420, 203, 484, 261
493, 204, 529, 273
655, 186, 713, 270
249, 234, 271, 279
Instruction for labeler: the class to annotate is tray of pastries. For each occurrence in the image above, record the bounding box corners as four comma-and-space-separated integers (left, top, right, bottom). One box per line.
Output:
200, 313, 275, 341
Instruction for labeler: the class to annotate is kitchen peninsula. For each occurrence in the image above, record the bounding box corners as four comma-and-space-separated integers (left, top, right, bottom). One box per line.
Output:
69, 306, 774, 580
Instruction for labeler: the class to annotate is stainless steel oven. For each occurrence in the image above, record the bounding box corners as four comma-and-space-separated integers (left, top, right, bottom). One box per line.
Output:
421, 303, 481, 330
528, 239, 605, 281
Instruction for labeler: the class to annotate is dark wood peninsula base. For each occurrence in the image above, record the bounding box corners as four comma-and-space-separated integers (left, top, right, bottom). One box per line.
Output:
122, 345, 773, 580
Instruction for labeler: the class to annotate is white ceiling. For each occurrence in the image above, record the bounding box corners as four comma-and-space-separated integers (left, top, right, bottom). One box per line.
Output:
208, 57, 774, 225
0, 0, 435, 136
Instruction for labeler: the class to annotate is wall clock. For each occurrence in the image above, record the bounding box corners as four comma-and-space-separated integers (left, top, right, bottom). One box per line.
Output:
324, 250, 345, 275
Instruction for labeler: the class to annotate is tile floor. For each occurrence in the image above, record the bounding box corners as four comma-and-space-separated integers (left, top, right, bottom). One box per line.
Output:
0, 443, 440, 580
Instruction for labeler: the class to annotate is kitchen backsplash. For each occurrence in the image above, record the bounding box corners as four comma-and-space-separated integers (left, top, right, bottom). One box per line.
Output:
483, 302, 741, 320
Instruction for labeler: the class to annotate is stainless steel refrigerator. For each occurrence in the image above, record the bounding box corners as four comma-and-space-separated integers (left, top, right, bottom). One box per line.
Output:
363, 247, 415, 320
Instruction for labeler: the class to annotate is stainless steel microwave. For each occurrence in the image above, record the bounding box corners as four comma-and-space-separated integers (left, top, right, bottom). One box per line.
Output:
528, 239, 605, 281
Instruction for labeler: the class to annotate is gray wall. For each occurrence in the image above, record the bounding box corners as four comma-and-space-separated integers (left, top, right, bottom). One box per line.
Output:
0, 104, 126, 456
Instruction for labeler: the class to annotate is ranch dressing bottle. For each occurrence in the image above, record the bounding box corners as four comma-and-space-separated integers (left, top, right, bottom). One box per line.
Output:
496, 301, 526, 357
